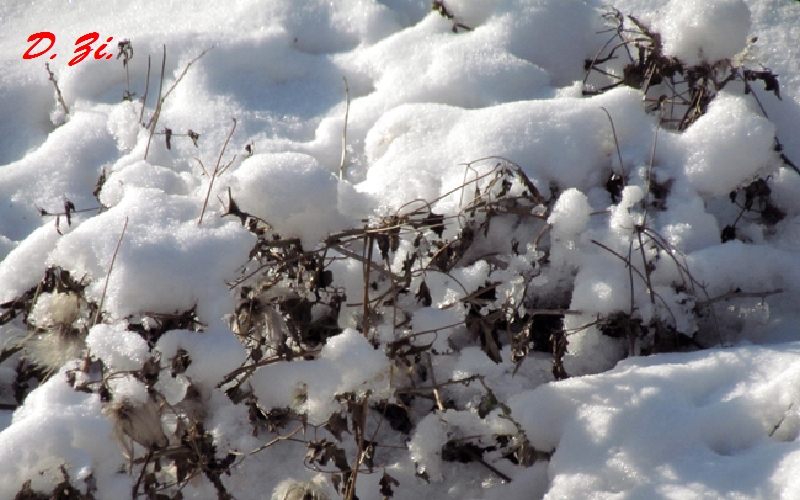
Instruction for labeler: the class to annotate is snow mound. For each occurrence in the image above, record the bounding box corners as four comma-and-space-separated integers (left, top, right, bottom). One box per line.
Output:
658, 0, 752, 66
509, 343, 800, 499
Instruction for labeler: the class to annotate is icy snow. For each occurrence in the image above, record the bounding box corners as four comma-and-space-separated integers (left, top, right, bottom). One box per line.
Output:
2, 0, 800, 499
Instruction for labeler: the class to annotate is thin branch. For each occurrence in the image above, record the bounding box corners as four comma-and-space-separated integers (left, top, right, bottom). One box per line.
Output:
528, 308, 583, 316
339, 76, 350, 181
696, 288, 783, 306
138, 55, 151, 125
245, 424, 305, 457
94, 217, 129, 325
144, 45, 167, 160
345, 396, 369, 500
770, 403, 794, 438
45, 63, 69, 116
144, 46, 212, 160
198, 118, 237, 224
427, 352, 445, 412
636, 229, 656, 306
216, 348, 322, 388
161, 46, 213, 103
590, 238, 675, 323
643, 106, 664, 224
361, 228, 373, 337
600, 106, 625, 182
131, 447, 153, 499
627, 240, 635, 316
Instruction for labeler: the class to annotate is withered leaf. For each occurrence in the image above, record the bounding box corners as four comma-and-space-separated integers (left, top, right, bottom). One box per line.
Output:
187, 129, 200, 147
721, 225, 736, 243
423, 212, 445, 238
416, 280, 432, 307
379, 471, 400, 499
171, 348, 191, 377
332, 473, 342, 494
745, 69, 781, 100
93, 167, 107, 200
325, 412, 349, 441
64, 199, 75, 227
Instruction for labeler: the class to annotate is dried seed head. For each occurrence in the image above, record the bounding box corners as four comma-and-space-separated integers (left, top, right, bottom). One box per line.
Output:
104, 397, 169, 456
272, 478, 330, 500
25, 291, 87, 368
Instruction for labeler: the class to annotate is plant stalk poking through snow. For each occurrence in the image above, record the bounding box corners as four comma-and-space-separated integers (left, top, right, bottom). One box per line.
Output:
340, 76, 350, 181
93, 217, 128, 326
144, 45, 167, 160
116, 39, 134, 101
144, 45, 212, 160
198, 117, 237, 224
45, 63, 69, 117
138, 54, 151, 125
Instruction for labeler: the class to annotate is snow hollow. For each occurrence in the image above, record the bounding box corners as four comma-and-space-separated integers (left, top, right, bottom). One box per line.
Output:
2, 0, 800, 499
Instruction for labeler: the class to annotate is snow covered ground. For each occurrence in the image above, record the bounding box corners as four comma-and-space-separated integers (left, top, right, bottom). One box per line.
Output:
2, 0, 800, 498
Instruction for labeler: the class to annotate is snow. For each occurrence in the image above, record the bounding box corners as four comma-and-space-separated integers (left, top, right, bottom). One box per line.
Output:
548, 188, 591, 241
251, 328, 390, 424
678, 92, 776, 197
658, 0, 752, 66
2, 0, 800, 498
0, 366, 133, 498
510, 343, 800, 499
229, 152, 350, 246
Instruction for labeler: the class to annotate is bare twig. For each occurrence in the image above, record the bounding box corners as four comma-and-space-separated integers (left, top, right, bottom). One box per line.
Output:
246, 424, 305, 457
117, 39, 134, 101
427, 352, 445, 412
627, 240, 635, 316
138, 55, 151, 125
144, 45, 167, 160
590, 238, 675, 323
770, 403, 794, 438
361, 226, 373, 337
344, 396, 369, 500
45, 63, 69, 116
198, 118, 237, 224
93, 217, 129, 325
145, 46, 212, 160
600, 107, 625, 182
131, 447, 153, 499
696, 288, 784, 306
339, 76, 350, 181
161, 46, 213, 103
216, 347, 322, 388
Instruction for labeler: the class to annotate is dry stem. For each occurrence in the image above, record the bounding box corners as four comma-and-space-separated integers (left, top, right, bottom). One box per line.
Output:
45, 63, 69, 116
198, 117, 237, 224
94, 217, 129, 325
339, 76, 350, 181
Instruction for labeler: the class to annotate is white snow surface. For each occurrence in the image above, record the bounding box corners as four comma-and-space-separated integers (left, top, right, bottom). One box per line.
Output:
1, 0, 800, 499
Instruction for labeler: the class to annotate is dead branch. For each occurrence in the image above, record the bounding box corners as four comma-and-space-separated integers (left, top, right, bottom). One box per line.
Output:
45, 63, 69, 116
198, 117, 237, 224
93, 217, 128, 325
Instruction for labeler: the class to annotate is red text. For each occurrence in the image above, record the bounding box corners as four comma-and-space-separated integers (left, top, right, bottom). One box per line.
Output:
23, 32, 116, 66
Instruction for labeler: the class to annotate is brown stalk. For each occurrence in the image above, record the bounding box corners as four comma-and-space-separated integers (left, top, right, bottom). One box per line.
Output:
198, 117, 237, 224
93, 217, 129, 325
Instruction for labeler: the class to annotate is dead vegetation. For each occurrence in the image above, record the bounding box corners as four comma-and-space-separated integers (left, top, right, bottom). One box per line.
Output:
584, 8, 780, 130
5, 143, 783, 495
3, 4, 797, 499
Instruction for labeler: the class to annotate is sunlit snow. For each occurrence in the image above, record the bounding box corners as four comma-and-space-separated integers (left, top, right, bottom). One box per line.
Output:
2, 0, 800, 499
